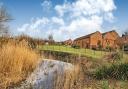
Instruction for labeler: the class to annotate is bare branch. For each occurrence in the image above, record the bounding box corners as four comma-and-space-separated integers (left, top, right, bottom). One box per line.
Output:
0, 5, 12, 36
0, 6, 12, 22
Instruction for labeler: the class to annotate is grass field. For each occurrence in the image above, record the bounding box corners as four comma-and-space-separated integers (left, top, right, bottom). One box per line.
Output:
39, 45, 108, 59
39, 45, 128, 89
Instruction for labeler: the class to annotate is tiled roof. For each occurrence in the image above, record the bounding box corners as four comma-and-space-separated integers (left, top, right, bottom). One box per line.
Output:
74, 31, 100, 41
102, 30, 117, 36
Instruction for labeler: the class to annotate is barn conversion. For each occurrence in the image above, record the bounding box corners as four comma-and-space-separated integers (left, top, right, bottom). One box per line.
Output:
63, 39, 73, 45
116, 34, 128, 51
73, 30, 119, 49
102, 30, 119, 49
74, 31, 102, 49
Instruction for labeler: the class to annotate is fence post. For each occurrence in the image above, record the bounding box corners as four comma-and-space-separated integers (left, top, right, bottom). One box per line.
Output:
79, 52, 81, 60
101, 48, 102, 56
93, 50, 95, 55
122, 45, 124, 58
53, 46, 55, 51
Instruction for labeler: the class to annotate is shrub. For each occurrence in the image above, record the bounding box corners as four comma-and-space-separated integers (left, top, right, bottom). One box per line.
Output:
111, 52, 122, 62
71, 45, 80, 49
101, 81, 109, 89
124, 45, 128, 51
105, 46, 113, 52
0, 40, 40, 88
16, 35, 37, 49
94, 63, 128, 80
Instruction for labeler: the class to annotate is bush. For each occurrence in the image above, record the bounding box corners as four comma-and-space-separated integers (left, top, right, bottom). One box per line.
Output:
16, 35, 37, 49
94, 63, 128, 80
124, 45, 128, 51
71, 45, 80, 49
112, 52, 122, 62
0, 40, 40, 88
105, 46, 114, 52
101, 81, 109, 89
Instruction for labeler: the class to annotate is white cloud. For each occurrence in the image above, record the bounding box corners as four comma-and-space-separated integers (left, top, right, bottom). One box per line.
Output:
18, 24, 29, 32
17, 0, 116, 41
55, 0, 116, 20
104, 12, 115, 22
51, 17, 64, 25
41, 0, 52, 11
17, 17, 49, 38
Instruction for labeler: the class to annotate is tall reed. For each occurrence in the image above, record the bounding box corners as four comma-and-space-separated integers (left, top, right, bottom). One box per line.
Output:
0, 40, 40, 88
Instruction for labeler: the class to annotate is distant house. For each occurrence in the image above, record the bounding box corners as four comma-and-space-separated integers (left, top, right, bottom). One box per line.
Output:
122, 35, 128, 45
73, 30, 120, 49
102, 30, 119, 49
64, 39, 73, 45
116, 35, 128, 50
74, 31, 102, 49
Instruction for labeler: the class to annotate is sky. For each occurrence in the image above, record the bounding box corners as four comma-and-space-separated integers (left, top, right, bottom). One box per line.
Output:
0, 0, 128, 41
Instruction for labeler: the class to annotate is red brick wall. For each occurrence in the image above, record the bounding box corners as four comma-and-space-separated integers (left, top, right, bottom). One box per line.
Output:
102, 32, 119, 49
74, 31, 102, 49
74, 31, 119, 49
90, 32, 102, 49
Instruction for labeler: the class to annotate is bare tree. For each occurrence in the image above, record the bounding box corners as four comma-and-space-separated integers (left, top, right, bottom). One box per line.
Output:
48, 34, 54, 45
122, 28, 128, 36
0, 5, 11, 36
124, 32, 128, 36
48, 34, 53, 41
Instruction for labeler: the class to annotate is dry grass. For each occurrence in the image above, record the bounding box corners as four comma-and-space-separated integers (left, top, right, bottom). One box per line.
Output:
51, 62, 85, 89
0, 40, 40, 88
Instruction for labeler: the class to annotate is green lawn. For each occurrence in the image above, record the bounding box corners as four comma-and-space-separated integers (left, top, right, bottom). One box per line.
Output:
121, 53, 128, 63
39, 45, 108, 59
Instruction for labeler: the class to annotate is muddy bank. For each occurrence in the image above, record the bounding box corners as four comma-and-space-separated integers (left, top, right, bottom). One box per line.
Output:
41, 50, 101, 72
40, 50, 93, 63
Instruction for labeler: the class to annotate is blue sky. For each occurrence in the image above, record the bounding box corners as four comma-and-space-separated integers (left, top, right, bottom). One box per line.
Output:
0, 0, 128, 41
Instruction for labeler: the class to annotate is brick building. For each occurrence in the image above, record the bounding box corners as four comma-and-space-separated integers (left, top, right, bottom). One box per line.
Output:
64, 39, 73, 45
102, 30, 119, 49
74, 31, 102, 49
73, 30, 119, 49
116, 35, 128, 48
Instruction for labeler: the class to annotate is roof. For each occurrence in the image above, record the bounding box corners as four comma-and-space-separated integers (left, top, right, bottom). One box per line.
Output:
122, 35, 128, 44
74, 31, 100, 41
64, 39, 72, 42
116, 35, 128, 45
102, 30, 118, 36
63, 39, 72, 43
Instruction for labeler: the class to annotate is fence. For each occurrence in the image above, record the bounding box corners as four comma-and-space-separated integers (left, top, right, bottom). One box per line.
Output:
40, 45, 108, 59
